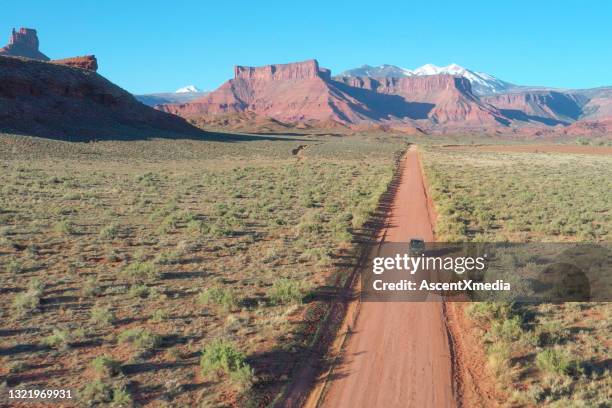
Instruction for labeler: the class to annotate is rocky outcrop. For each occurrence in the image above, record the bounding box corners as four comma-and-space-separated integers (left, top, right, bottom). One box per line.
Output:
0, 27, 49, 61
158, 60, 510, 129
234, 59, 330, 81
0, 56, 200, 140
52, 55, 98, 71
156, 59, 611, 135
334, 75, 509, 127
481, 91, 586, 125
159, 60, 372, 124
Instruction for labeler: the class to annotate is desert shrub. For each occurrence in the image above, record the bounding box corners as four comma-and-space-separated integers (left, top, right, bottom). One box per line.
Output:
5, 258, 23, 274
536, 321, 568, 346
136, 172, 160, 187
99, 222, 120, 240
154, 250, 181, 265
299, 247, 332, 266
229, 362, 256, 392
536, 349, 578, 376
43, 328, 72, 350
487, 316, 523, 343
82, 276, 102, 297
210, 222, 234, 237
269, 279, 304, 305
149, 308, 169, 323
118, 328, 161, 352
91, 355, 121, 378
111, 387, 132, 407
12, 279, 45, 316
200, 340, 254, 390
80, 380, 112, 405
487, 342, 512, 378
121, 261, 159, 282
187, 219, 210, 235
157, 213, 181, 234
467, 302, 512, 325
128, 284, 150, 299
54, 220, 77, 235
198, 287, 238, 311
90, 304, 116, 327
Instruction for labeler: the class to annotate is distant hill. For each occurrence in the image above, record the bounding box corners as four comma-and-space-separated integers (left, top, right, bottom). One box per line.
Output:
339, 63, 515, 95
0, 56, 201, 140
157, 59, 611, 136
135, 90, 208, 107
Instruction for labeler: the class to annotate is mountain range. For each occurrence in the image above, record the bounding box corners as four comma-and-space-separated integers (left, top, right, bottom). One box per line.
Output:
339, 63, 515, 95
158, 59, 612, 136
1, 27, 610, 139
136, 85, 208, 106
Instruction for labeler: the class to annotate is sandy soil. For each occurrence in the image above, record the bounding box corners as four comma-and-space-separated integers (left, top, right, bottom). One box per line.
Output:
317, 148, 455, 407
441, 144, 612, 155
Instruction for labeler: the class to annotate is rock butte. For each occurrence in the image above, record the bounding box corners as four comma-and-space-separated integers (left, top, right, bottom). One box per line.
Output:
0, 28, 97, 72
0, 27, 50, 61
52, 55, 98, 72
158, 59, 611, 135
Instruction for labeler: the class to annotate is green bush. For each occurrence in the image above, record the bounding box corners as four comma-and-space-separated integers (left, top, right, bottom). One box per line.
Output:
12, 279, 45, 316
99, 222, 120, 239
80, 380, 112, 405
187, 219, 210, 235
90, 304, 116, 327
487, 316, 523, 343
269, 279, 304, 305
122, 261, 160, 282
54, 220, 77, 235
200, 340, 254, 390
82, 276, 102, 297
536, 349, 578, 376
467, 302, 511, 325
128, 284, 150, 299
91, 355, 121, 378
198, 287, 238, 311
229, 362, 256, 392
118, 328, 161, 351
111, 387, 132, 407
154, 250, 181, 265
6, 258, 23, 274
43, 328, 72, 350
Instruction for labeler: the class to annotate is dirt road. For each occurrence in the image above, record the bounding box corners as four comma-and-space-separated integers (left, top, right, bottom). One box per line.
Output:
318, 148, 456, 408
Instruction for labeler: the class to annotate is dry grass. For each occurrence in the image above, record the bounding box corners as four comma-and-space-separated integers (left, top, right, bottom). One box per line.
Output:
0, 132, 407, 406
423, 147, 612, 407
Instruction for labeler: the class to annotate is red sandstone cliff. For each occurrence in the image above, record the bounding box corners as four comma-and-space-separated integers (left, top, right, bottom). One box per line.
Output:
481, 91, 586, 125
335, 75, 509, 127
0, 27, 50, 61
158, 60, 511, 129
0, 56, 200, 139
156, 59, 610, 136
159, 60, 374, 124
52, 55, 98, 71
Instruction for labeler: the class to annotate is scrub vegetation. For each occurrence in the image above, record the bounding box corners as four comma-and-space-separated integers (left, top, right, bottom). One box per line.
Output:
0, 132, 406, 407
424, 147, 612, 407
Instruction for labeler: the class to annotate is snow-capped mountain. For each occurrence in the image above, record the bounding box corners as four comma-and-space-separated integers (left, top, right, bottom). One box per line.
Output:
338, 63, 515, 95
339, 64, 413, 78
175, 85, 201, 93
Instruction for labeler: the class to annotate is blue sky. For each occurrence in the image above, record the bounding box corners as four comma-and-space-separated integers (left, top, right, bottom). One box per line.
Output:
3, 1, 611, 94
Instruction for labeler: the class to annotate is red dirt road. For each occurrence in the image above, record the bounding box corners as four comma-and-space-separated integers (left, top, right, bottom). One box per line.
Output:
319, 148, 456, 408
